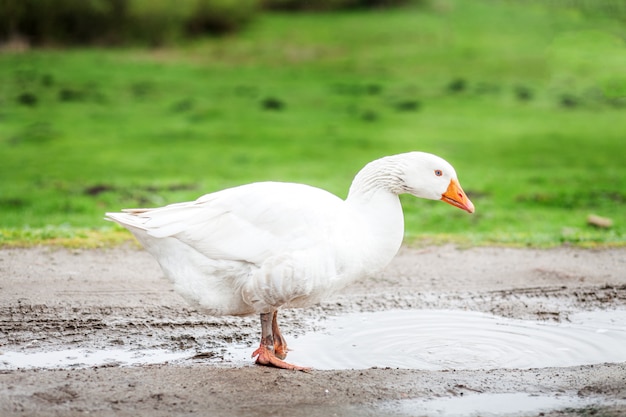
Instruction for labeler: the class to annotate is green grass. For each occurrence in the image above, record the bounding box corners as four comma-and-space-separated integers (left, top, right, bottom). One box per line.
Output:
1, 0, 625, 247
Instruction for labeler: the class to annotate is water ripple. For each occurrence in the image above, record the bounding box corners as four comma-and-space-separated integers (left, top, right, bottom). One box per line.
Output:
229, 309, 626, 370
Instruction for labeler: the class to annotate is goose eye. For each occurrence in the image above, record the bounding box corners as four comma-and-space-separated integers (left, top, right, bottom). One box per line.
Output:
434, 169, 443, 177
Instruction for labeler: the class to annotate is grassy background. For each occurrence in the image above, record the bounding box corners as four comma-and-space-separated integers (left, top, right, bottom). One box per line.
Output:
1, 0, 625, 247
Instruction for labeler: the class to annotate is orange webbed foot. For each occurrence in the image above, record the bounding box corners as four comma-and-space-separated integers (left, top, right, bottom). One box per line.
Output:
252, 345, 310, 372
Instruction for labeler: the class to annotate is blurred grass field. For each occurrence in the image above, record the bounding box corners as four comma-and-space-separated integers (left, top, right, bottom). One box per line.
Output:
1, 0, 625, 247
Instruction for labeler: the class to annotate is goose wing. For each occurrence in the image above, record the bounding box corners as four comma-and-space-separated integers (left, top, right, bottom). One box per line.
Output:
106, 182, 345, 264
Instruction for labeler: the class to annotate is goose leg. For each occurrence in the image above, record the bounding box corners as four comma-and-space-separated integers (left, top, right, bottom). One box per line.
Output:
251, 312, 310, 372
272, 311, 288, 360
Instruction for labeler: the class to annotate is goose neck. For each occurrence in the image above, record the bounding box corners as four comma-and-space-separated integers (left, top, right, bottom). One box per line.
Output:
347, 156, 407, 201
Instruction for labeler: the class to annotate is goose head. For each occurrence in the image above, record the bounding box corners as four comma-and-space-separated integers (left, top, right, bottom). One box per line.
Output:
399, 152, 475, 213
349, 152, 475, 214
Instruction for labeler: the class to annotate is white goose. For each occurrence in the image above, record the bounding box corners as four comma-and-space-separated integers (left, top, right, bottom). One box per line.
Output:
106, 152, 474, 371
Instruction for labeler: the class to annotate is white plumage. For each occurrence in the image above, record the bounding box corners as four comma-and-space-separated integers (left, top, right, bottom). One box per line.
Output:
106, 151, 474, 370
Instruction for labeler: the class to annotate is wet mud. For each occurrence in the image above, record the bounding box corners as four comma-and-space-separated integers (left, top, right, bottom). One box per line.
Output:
0, 245, 625, 416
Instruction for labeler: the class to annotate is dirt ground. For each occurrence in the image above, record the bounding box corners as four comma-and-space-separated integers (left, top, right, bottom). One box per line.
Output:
0, 245, 625, 416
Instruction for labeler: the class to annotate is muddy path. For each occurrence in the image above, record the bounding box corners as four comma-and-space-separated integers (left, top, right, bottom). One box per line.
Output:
0, 245, 625, 416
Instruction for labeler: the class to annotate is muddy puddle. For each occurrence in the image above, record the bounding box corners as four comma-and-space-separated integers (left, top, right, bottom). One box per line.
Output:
3, 308, 625, 373
226, 309, 626, 370
382, 393, 610, 417
0, 348, 191, 370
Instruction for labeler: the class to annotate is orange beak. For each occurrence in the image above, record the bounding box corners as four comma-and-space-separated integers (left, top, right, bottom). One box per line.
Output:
441, 179, 475, 213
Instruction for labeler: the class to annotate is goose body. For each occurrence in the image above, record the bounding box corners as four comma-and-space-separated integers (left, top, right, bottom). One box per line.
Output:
106, 151, 474, 370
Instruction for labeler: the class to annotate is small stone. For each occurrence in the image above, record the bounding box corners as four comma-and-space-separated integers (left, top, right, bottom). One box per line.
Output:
587, 214, 613, 228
